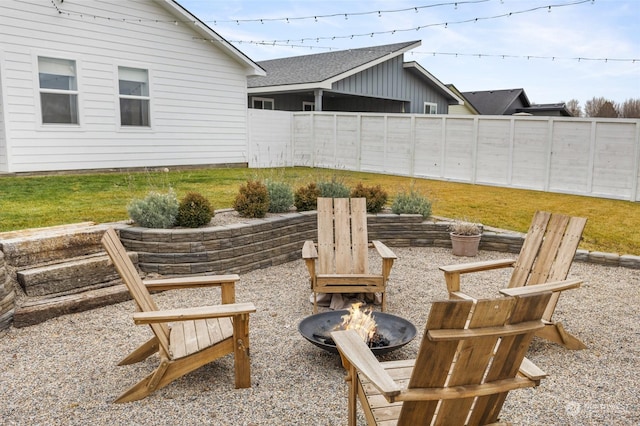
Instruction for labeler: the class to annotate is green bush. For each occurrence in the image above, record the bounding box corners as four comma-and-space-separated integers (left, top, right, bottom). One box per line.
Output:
317, 179, 350, 198
127, 190, 179, 228
266, 180, 294, 213
294, 182, 321, 211
176, 192, 214, 228
233, 180, 269, 218
391, 189, 432, 219
350, 183, 388, 213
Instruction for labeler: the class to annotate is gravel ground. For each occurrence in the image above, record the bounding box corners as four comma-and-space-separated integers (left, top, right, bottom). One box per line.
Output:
1, 244, 638, 425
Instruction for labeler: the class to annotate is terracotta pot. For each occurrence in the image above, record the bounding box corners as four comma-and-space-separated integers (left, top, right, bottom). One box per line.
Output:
450, 233, 481, 257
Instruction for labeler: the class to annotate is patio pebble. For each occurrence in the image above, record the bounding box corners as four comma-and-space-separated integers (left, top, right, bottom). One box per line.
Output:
0, 246, 638, 425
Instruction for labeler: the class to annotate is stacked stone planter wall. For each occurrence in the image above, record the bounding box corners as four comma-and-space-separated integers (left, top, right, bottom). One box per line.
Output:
1, 212, 639, 332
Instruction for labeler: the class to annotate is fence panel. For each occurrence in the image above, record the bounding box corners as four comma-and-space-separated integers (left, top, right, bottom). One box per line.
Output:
249, 111, 640, 201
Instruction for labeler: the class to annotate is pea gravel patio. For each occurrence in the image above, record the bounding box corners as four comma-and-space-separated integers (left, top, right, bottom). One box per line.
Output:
1, 246, 638, 425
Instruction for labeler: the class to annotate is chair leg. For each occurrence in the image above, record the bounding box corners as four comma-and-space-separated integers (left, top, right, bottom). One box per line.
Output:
118, 337, 159, 365
233, 313, 252, 388
536, 322, 587, 350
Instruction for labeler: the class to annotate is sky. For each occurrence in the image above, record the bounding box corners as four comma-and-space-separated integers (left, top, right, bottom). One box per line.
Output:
177, 0, 640, 109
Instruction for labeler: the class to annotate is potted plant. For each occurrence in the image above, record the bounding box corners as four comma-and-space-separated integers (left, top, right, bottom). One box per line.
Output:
449, 220, 482, 257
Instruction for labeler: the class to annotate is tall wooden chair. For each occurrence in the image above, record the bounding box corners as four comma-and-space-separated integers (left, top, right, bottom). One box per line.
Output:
332, 292, 552, 426
440, 211, 587, 350
302, 198, 397, 313
101, 228, 256, 403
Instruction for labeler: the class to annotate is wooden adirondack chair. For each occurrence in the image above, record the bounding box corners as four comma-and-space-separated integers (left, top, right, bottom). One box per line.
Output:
302, 198, 397, 313
101, 228, 256, 403
440, 211, 587, 350
332, 292, 552, 426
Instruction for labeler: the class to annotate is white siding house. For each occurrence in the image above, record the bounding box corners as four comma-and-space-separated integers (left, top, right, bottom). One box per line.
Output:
0, 0, 264, 173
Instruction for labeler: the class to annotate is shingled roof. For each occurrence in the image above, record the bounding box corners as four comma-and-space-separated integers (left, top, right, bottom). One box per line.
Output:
461, 88, 530, 115
248, 40, 421, 88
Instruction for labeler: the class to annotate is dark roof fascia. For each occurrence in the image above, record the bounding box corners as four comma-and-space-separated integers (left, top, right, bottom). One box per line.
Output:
162, 1, 265, 76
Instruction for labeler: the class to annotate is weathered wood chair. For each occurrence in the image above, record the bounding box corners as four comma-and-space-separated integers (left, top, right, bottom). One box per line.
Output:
332, 292, 552, 426
101, 228, 256, 403
440, 211, 587, 350
302, 198, 397, 313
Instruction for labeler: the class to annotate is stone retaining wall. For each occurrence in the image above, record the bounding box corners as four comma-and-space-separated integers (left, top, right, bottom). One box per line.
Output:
1, 212, 639, 331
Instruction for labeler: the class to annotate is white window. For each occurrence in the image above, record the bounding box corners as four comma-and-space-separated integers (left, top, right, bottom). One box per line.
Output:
119, 67, 150, 126
302, 101, 315, 111
38, 57, 78, 124
424, 102, 438, 114
252, 97, 274, 110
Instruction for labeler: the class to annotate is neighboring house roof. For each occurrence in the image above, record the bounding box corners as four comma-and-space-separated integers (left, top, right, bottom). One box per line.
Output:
162, 0, 265, 76
517, 103, 572, 116
249, 40, 421, 91
461, 88, 530, 115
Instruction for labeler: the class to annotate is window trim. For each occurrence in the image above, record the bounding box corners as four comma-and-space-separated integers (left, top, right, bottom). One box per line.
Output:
252, 97, 274, 110
302, 101, 315, 111
36, 55, 81, 127
424, 102, 438, 114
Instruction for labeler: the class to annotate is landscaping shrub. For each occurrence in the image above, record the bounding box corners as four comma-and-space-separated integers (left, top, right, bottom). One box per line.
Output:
176, 191, 214, 228
127, 190, 179, 228
266, 180, 294, 213
350, 183, 388, 213
294, 182, 321, 211
233, 180, 270, 218
317, 179, 350, 198
391, 189, 432, 218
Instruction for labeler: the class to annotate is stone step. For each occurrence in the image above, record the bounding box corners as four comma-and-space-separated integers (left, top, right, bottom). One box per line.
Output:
13, 283, 132, 328
0, 222, 121, 269
16, 252, 138, 297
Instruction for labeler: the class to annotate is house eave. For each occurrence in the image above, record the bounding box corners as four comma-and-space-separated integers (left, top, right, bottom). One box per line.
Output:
404, 62, 463, 105
248, 82, 333, 94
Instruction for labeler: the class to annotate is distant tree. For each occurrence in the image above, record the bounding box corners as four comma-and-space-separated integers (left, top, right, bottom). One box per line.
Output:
619, 98, 640, 118
565, 99, 582, 117
584, 97, 619, 118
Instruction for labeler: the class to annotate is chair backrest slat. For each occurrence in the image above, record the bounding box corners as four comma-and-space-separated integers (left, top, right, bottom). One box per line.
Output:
102, 228, 171, 356
398, 292, 551, 425
508, 211, 586, 289
316, 198, 369, 275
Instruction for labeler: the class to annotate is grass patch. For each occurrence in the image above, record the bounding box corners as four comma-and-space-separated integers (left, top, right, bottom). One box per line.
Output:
1, 167, 638, 255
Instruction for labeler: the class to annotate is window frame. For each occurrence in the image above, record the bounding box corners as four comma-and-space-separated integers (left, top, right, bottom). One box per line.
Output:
302, 101, 315, 111
252, 97, 274, 110
37, 56, 80, 126
424, 102, 438, 114
118, 65, 151, 128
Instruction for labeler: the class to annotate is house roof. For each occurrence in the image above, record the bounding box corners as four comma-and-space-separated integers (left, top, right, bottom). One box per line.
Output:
517, 103, 572, 116
162, 1, 265, 76
461, 88, 531, 115
248, 40, 422, 91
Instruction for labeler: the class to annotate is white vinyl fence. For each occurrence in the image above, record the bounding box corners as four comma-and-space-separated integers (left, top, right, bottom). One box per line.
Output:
248, 110, 640, 201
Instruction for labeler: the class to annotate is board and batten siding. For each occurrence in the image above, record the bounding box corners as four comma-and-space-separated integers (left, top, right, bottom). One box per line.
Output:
0, 0, 252, 173
248, 111, 640, 201
331, 56, 449, 114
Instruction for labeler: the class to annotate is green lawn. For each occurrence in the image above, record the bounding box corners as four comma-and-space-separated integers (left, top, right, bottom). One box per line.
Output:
1, 167, 638, 255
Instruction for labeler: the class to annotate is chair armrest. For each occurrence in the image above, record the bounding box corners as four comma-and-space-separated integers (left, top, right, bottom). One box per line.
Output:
518, 357, 547, 381
440, 259, 516, 294
302, 240, 318, 259
133, 302, 256, 324
331, 329, 402, 400
499, 278, 582, 297
143, 274, 239, 291
371, 240, 397, 260
439, 258, 516, 275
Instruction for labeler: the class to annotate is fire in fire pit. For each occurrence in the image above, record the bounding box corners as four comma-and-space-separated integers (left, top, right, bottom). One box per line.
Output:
298, 304, 416, 355
314, 303, 390, 349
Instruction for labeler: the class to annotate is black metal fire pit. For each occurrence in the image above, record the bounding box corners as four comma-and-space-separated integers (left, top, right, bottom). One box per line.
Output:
298, 310, 417, 355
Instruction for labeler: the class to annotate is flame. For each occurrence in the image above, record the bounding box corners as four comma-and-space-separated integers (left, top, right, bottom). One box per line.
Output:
337, 303, 377, 344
